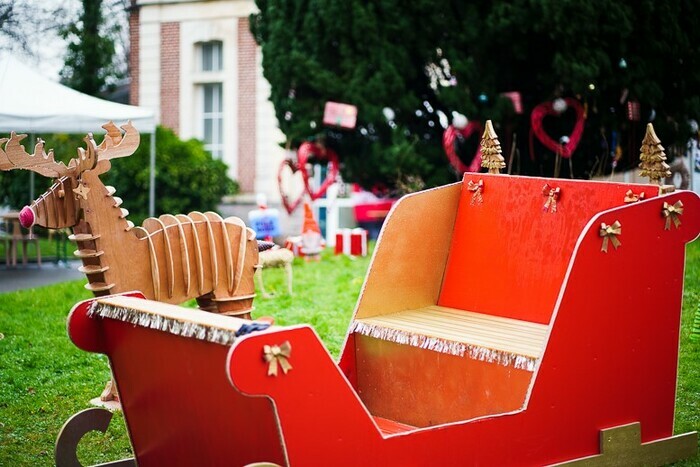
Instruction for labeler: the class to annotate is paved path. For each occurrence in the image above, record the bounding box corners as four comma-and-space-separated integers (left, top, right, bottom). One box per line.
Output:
0, 261, 85, 293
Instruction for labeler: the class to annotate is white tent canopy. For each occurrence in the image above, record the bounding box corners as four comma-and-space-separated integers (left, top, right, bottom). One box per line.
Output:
0, 55, 157, 215
0, 55, 155, 133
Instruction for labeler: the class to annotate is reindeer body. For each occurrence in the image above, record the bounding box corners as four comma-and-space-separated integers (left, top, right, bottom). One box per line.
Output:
2, 123, 259, 317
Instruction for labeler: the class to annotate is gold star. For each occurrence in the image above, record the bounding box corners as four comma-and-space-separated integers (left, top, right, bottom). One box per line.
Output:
73, 183, 90, 200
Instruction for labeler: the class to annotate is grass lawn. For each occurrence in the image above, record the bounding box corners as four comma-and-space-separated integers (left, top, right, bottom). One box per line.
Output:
0, 242, 699, 466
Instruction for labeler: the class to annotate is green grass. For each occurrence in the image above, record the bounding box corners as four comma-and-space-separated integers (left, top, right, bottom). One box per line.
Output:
0, 243, 698, 466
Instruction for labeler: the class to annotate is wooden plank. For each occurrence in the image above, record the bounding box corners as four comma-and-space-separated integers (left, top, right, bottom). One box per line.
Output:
355, 306, 548, 358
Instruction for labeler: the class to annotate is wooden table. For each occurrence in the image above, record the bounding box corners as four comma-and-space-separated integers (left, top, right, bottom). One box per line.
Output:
2, 212, 41, 267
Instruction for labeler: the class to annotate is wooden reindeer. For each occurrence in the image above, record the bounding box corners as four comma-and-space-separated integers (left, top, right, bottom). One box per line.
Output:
0, 122, 260, 318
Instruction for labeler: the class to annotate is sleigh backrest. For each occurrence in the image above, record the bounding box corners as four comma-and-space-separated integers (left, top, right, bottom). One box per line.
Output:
437, 174, 659, 324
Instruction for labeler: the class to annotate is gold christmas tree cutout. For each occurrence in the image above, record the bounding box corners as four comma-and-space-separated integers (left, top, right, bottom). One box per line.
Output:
639, 123, 671, 185
480, 120, 506, 174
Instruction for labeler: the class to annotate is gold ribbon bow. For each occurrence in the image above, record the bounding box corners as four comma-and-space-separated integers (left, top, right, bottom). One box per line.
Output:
467, 179, 484, 205
599, 221, 622, 253
624, 189, 645, 203
542, 184, 561, 213
263, 341, 293, 376
662, 201, 684, 230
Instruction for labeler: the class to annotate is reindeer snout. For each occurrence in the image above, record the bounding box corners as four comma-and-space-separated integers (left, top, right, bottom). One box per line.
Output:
19, 206, 35, 228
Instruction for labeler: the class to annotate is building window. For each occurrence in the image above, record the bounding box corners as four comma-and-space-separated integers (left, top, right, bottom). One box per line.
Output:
200, 40, 223, 72
196, 40, 224, 158
202, 83, 223, 158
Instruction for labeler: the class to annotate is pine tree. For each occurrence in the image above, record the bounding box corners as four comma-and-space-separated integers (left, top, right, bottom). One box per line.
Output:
252, 0, 700, 188
59, 0, 124, 97
638, 123, 671, 185
480, 120, 505, 174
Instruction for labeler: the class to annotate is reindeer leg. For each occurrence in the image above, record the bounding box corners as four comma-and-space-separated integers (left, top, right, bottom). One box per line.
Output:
99, 378, 119, 402
284, 262, 293, 296
255, 267, 273, 298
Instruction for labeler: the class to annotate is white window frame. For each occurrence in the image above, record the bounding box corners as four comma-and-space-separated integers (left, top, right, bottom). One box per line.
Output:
201, 82, 224, 158
194, 40, 225, 159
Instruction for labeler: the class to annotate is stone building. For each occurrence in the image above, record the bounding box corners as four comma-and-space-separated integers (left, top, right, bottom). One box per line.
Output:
129, 0, 285, 201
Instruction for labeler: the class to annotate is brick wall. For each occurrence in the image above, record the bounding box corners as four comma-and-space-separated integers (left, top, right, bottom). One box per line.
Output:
237, 17, 256, 192
160, 22, 180, 134
128, 2, 139, 106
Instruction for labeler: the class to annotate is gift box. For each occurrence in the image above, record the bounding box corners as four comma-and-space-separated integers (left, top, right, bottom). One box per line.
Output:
323, 101, 358, 129
335, 228, 368, 257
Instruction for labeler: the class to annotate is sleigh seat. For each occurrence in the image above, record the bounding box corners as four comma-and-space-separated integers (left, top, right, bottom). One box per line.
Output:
342, 173, 667, 427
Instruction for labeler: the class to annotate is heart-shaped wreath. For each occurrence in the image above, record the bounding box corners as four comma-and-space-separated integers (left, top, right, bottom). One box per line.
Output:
442, 121, 483, 173
277, 141, 340, 214
277, 158, 306, 214
530, 98, 585, 159
297, 141, 340, 201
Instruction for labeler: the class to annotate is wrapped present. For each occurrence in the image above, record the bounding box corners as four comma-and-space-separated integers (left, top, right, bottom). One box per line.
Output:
335, 228, 368, 256
323, 101, 358, 129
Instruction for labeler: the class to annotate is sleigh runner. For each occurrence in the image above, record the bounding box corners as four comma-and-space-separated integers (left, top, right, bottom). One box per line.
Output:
59, 166, 699, 466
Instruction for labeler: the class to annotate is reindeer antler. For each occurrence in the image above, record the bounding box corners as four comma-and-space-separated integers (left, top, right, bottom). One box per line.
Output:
96, 121, 140, 161
0, 138, 10, 171
1, 133, 71, 178
68, 134, 99, 175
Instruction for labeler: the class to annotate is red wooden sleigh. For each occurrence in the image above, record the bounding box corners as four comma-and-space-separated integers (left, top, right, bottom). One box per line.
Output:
59, 173, 699, 466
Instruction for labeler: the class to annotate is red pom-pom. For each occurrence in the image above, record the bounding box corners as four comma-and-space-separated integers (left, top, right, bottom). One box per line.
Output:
19, 206, 35, 228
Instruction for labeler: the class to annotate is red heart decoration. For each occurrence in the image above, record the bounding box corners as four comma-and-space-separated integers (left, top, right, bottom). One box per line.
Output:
530, 98, 585, 159
297, 142, 340, 201
277, 158, 306, 214
442, 121, 483, 173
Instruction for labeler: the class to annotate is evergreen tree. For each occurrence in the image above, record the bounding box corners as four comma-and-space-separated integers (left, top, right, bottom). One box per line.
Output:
480, 120, 505, 174
60, 0, 124, 97
252, 0, 700, 189
639, 123, 671, 185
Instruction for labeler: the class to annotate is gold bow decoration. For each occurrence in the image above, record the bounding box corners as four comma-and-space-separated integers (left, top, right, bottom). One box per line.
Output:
624, 190, 645, 203
599, 221, 622, 253
542, 184, 561, 213
263, 341, 293, 376
662, 201, 684, 230
467, 179, 484, 205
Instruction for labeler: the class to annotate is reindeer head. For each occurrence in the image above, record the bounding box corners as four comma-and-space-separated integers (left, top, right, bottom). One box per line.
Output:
0, 122, 140, 229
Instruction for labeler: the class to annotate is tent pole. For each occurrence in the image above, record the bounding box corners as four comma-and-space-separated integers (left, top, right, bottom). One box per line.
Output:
29, 134, 35, 203
149, 130, 156, 217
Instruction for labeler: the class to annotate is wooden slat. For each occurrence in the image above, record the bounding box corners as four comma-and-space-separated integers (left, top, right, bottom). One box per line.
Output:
84, 282, 115, 292
68, 233, 100, 242
95, 295, 276, 333
78, 264, 110, 275
356, 306, 548, 358
73, 249, 104, 258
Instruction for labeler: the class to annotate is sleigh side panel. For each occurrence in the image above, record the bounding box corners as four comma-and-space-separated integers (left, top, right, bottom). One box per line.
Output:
68, 296, 287, 467
229, 326, 384, 464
